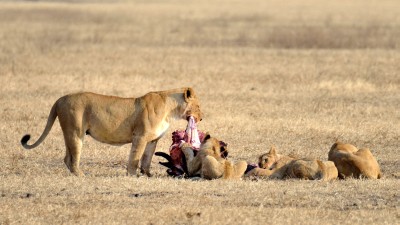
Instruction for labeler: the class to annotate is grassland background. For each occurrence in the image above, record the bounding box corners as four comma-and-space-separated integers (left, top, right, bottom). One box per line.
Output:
0, 0, 399, 224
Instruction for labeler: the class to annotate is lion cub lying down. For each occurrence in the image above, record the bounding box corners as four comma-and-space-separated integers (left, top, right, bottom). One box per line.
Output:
246, 147, 338, 181
328, 142, 382, 179
182, 134, 247, 180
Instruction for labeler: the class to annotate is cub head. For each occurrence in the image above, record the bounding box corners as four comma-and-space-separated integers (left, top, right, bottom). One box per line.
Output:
258, 146, 278, 169
182, 87, 203, 123
200, 134, 229, 159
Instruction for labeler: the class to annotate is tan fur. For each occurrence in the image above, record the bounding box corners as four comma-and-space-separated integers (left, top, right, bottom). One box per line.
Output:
257, 146, 295, 170
328, 142, 382, 179
244, 146, 294, 179
286, 160, 338, 181
21, 87, 202, 177
182, 135, 247, 180
246, 146, 338, 181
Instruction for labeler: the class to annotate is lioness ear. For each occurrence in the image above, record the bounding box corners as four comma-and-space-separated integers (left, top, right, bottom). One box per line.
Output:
204, 133, 211, 141
184, 88, 194, 102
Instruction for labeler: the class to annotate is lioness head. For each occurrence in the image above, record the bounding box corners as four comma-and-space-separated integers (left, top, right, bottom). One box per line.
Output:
330, 141, 358, 153
201, 134, 229, 159
328, 141, 358, 160
258, 146, 278, 169
182, 87, 203, 123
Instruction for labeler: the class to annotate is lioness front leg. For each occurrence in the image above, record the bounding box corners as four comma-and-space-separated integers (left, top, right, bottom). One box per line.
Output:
245, 168, 274, 177
140, 140, 158, 177
127, 136, 148, 176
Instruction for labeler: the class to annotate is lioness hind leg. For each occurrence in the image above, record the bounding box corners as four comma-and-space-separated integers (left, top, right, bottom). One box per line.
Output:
224, 161, 247, 179
64, 150, 72, 171
63, 133, 84, 177
58, 109, 85, 177
233, 161, 247, 179
201, 156, 224, 179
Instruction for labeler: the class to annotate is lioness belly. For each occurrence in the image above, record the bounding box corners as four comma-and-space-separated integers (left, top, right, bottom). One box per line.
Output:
87, 129, 132, 145
86, 120, 133, 145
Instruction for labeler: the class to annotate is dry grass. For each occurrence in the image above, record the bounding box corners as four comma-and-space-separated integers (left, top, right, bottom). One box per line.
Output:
1, 0, 399, 224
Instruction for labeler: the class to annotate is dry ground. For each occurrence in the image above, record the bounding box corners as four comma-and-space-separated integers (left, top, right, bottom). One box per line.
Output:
1, 0, 399, 224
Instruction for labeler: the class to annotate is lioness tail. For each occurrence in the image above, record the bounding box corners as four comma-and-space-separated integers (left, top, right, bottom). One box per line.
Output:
21, 102, 58, 150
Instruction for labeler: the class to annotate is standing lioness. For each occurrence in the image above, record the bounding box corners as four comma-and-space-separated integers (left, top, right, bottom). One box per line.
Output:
21, 87, 202, 177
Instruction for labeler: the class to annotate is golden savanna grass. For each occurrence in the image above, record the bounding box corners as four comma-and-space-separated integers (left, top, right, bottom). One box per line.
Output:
1, 0, 399, 224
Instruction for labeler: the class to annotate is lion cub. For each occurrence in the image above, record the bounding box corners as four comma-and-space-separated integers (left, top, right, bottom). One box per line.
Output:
328, 142, 382, 179
246, 146, 338, 181
182, 134, 247, 180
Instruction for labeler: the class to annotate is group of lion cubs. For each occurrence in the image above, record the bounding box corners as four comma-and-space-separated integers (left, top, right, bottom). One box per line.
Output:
20, 87, 382, 180
179, 134, 382, 181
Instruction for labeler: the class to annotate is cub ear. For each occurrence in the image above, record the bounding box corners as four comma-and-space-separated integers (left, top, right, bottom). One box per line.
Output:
184, 87, 194, 102
220, 146, 229, 158
220, 146, 225, 152
204, 133, 211, 141
269, 146, 277, 155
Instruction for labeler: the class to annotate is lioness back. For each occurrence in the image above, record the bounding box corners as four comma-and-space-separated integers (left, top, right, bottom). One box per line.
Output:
328, 142, 381, 179
57, 92, 138, 145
